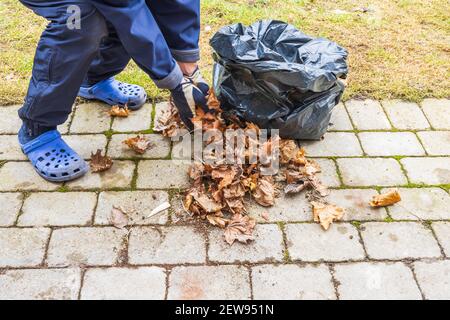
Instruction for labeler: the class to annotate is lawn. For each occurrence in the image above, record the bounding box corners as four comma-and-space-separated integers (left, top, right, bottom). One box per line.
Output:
0, 0, 448, 105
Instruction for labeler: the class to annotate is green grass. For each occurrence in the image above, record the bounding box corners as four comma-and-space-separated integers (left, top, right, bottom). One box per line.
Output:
0, 0, 448, 105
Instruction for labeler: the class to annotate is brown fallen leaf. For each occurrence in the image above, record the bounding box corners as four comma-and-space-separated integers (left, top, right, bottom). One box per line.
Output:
153, 101, 184, 137
207, 89, 221, 111
261, 212, 269, 221
284, 182, 310, 194
109, 206, 129, 229
311, 201, 344, 230
109, 105, 130, 117
370, 189, 401, 207
224, 214, 256, 245
206, 214, 229, 228
90, 149, 113, 172
279, 140, 299, 164
253, 177, 275, 207
123, 135, 153, 154
192, 191, 223, 213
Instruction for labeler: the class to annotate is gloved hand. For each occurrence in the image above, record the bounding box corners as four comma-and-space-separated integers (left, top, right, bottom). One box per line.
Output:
170, 78, 209, 130
186, 67, 210, 96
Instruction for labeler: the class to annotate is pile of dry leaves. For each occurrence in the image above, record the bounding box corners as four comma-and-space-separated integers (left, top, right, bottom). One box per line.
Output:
154, 92, 348, 245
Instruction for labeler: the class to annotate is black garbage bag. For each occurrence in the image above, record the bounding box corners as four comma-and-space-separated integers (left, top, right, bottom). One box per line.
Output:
210, 20, 348, 140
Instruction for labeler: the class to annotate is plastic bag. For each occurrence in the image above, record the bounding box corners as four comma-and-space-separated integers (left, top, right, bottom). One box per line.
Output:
210, 20, 348, 140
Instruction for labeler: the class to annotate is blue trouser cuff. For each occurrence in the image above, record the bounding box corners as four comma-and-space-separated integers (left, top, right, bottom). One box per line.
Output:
171, 48, 200, 63
153, 63, 184, 90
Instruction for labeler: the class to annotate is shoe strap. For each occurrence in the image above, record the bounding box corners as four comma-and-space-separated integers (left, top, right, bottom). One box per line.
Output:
22, 130, 61, 154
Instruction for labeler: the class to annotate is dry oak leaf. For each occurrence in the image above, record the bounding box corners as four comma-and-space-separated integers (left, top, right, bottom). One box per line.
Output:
109, 105, 130, 117
253, 177, 275, 207
370, 189, 401, 207
123, 135, 153, 154
224, 214, 256, 245
90, 149, 113, 173
311, 201, 344, 231
109, 206, 129, 229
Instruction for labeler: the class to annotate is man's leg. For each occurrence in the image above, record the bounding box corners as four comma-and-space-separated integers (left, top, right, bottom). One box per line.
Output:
146, 0, 209, 93
89, 0, 209, 129
18, 0, 107, 181
19, 0, 107, 131
78, 21, 148, 110
83, 22, 131, 86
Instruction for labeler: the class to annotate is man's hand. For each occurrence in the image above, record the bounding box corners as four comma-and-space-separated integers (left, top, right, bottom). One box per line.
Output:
170, 78, 208, 130
186, 67, 210, 96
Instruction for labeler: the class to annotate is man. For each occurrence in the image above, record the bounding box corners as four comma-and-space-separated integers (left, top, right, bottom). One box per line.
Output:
18, 0, 209, 182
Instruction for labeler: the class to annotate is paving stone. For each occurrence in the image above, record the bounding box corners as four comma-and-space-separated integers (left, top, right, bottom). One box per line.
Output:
401, 157, 450, 185
70, 102, 111, 133
252, 264, 336, 300
314, 158, 341, 187
47, 227, 126, 267
328, 103, 353, 131
421, 99, 450, 129
208, 224, 284, 263
0, 228, 50, 267
326, 189, 388, 221
0, 268, 81, 300
301, 132, 363, 157
285, 223, 365, 262
129, 226, 206, 264
111, 103, 152, 132
58, 117, 71, 135
382, 100, 430, 130
18, 192, 96, 226
171, 138, 194, 161
358, 132, 425, 156
0, 105, 21, 134
385, 188, 450, 220
81, 267, 166, 300
337, 158, 407, 186
63, 134, 107, 159
0, 192, 23, 226
360, 222, 441, 260
0, 135, 26, 160
0, 162, 60, 191
0, 105, 70, 134
95, 190, 169, 225
168, 265, 251, 300
137, 160, 190, 189
417, 131, 450, 156
432, 222, 450, 257
248, 192, 311, 223
414, 260, 450, 300
345, 99, 391, 130
334, 262, 421, 300
107, 133, 170, 159
66, 160, 135, 190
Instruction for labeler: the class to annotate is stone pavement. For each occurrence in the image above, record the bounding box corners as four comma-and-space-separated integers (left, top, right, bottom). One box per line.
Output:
0, 99, 449, 300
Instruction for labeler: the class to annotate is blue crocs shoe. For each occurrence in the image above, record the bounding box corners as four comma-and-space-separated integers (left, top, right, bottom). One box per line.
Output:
78, 77, 147, 110
20, 129, 89, 182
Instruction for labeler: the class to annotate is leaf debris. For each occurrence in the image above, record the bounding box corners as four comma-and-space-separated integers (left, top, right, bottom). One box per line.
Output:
109, 105, 131, 117
161, 90, 344, 245
123, 135, 153, 154
90, 149, 113, 173
370, 189, 401, 207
